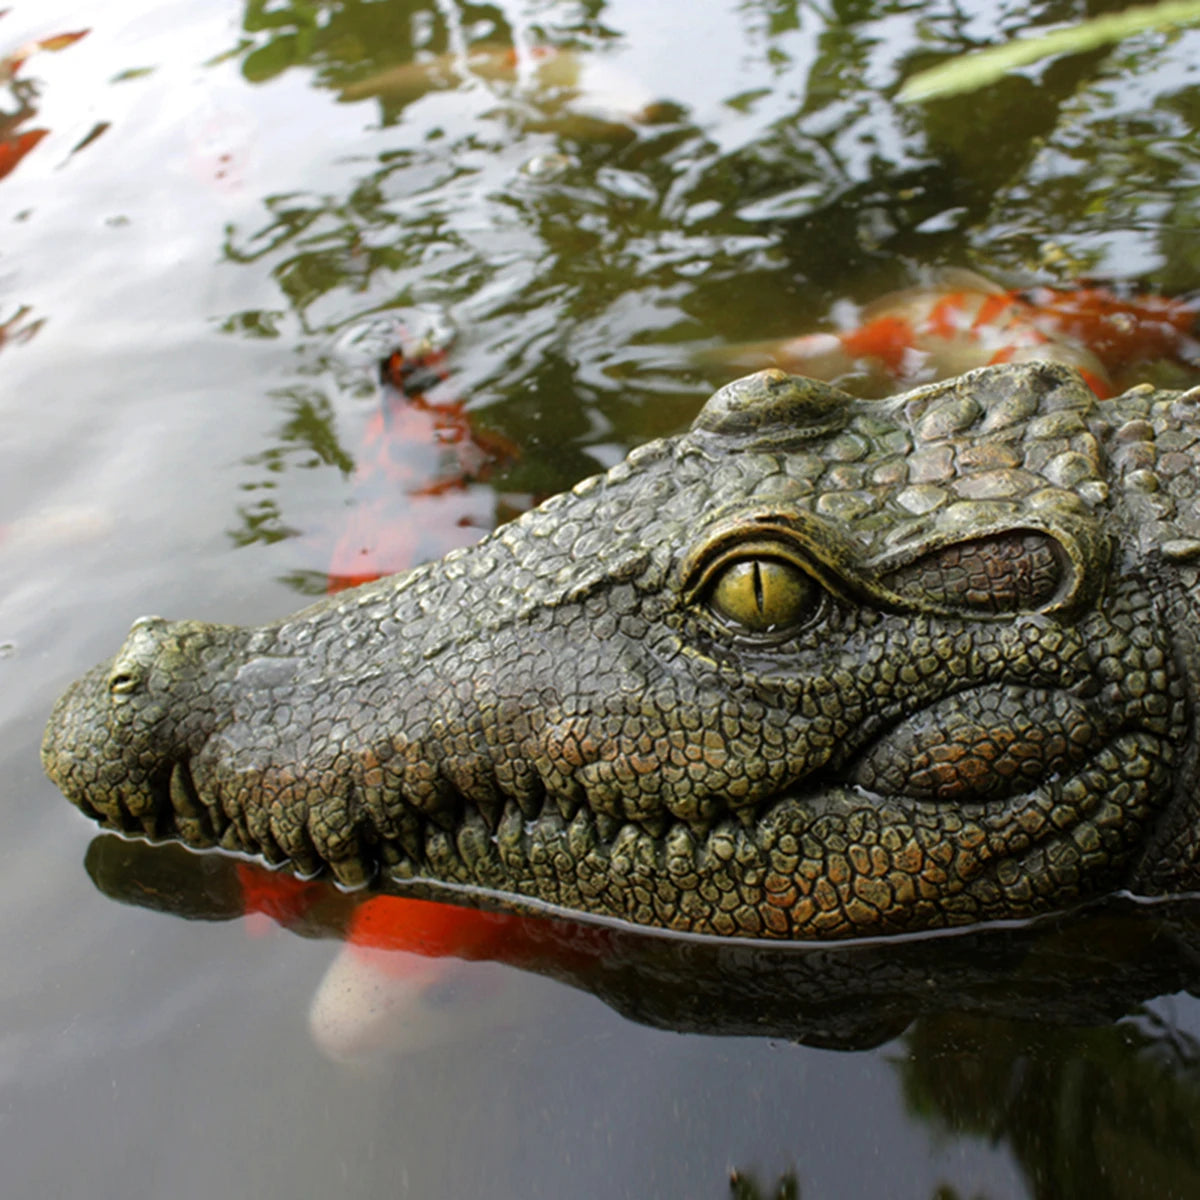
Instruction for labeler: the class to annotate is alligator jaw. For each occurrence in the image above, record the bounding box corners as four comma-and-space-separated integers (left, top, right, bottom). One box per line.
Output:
43, 627, 1170, 938
379, 724, 1166, 937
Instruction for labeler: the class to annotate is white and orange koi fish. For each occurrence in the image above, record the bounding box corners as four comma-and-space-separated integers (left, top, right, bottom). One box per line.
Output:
714, 270, 1200, 399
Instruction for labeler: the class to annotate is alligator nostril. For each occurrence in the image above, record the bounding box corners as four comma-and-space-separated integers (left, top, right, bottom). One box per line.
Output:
107, 615, 172, 696
109, 671, 138, 695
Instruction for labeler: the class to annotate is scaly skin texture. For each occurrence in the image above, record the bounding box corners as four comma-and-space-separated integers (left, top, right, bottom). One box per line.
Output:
41, 363, 1200, 938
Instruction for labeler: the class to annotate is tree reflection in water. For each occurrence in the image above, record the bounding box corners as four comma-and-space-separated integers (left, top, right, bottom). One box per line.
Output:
216, 0, 1200, 595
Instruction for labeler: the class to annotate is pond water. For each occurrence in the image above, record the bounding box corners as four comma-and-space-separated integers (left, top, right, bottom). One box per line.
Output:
5, 0, 1200, 1196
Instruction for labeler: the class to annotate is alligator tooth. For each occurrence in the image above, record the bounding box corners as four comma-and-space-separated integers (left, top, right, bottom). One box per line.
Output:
473, 794, 504, 833
456, 810, 500, 878
412, 785, 461, 834
377, 841, 407, 868
553, 791, 581, 822
169, 760, 215, 845
140, 769, 173, 835
258, 841, 289, 867
512, 777, 545, 820
495, 805, 525, 855
218, 824, 245, 854
183, 758, 229, 840
665, 823, 698, 869
734, 805, 759, 830
389, 803, 426, 864
403, 771, 461, 830
494, 758, 548, 821
567, 809, 597, 857
260, 823, 321, 878
594, 812, 621, 843
637, 813, 669, 839
328, 855, 374, 890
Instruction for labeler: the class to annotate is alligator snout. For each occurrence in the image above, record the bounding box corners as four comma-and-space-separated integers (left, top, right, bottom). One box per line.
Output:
42, 614, 243, 839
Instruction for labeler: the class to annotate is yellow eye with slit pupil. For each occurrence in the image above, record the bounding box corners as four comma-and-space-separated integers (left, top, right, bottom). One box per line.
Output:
709, 558, 814, 632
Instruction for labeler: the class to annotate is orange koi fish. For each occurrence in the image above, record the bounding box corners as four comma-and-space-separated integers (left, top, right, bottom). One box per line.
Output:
236, 862, 326, 937
305, 893, 582, 1059
339, 43, 560, 102
225, 327, 575, 1052
325, 336, 518, 593
715, 270, 1199, 399
233, 860, 613, 1058
0, 125, 45, 180
233, 332, 530, 1052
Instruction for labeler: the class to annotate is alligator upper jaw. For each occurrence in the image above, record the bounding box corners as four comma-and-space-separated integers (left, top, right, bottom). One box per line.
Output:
42, 630, 1161, 938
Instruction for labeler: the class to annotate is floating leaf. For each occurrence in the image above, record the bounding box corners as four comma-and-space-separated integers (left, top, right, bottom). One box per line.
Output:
899, 0, 1200, 102
69, 121, 110, 157
111, 66, 155, 82
242, 35, 297, 84
205, 39, 254, 68
1, 27, 87, 81
36, 30, 88, 53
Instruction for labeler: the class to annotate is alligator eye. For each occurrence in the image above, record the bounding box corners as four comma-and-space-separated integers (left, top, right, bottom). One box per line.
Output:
708, 557, 816, 633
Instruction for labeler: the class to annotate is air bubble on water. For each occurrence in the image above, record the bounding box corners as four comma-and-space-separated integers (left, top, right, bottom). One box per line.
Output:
333, 308, 456, 368
520, 152, 574, 181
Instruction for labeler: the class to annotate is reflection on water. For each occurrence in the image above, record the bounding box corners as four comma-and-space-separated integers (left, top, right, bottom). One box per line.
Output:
215, 0, 1200, 597
729, 1171, 800, 1200
0, 24, 87, 363
0, 26, 88, 178
88, 832, 1200, 1196
904, 1009, 1200, 1199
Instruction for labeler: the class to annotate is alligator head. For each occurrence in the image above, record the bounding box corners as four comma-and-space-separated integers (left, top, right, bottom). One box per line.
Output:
42, 363, 1200, 938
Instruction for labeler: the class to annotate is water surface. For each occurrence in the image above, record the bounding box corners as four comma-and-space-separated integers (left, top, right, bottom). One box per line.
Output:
5, 1, 1200, 1196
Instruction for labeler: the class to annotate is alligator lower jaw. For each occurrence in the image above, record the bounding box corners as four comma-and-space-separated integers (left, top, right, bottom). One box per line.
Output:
429, 730, 1166, 938
92, 728, 1169, 940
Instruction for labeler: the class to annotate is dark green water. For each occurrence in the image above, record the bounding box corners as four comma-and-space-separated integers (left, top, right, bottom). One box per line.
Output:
4, 1, 1200, 1196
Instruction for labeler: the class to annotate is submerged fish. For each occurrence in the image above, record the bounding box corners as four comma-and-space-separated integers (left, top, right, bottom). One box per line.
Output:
340, 42, 668, 131
0, 26, 88, 181
325, 334, 519, 592
713, 270, 1200, 399
216, 329, 543, 1056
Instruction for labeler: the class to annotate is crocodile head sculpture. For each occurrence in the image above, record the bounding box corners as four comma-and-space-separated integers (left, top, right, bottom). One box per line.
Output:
42, 363, 1200, 939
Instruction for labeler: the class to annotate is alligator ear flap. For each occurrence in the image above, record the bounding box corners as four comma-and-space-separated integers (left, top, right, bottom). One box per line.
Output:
691, 369, 853, 448
876, 530, 1072, 615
